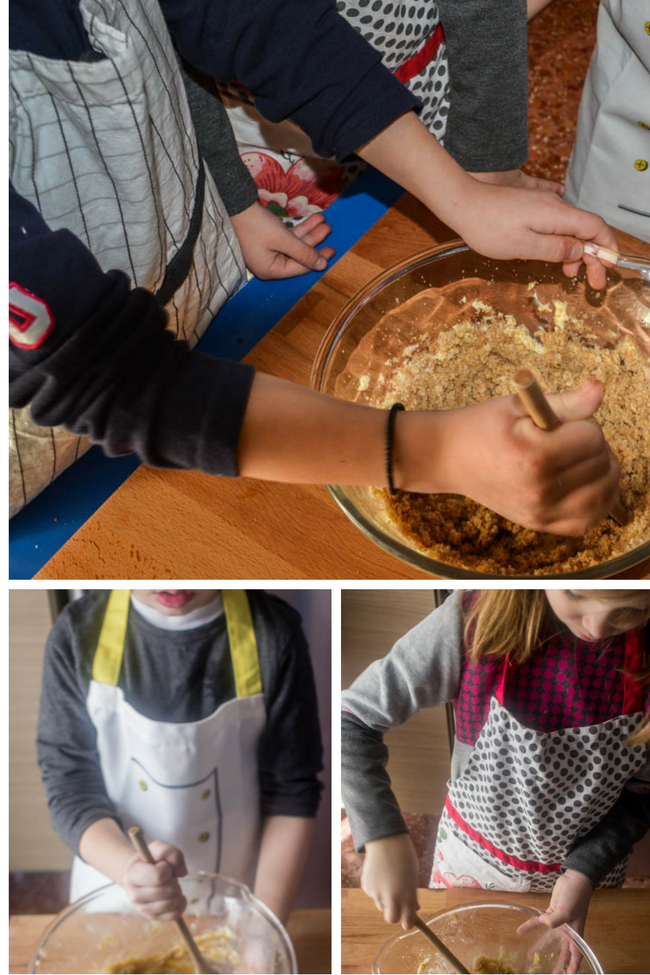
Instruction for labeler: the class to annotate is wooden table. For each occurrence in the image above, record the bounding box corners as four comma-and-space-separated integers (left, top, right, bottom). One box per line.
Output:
341, 887, 650, 974
35, 195, 650, 579
9, 907, 331, 974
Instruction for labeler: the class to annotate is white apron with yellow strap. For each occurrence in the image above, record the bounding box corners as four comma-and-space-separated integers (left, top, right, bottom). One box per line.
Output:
432, 628, 648, 891
565, 0, 650, 240
69, 589, 266, 902
9, 0, 246, 515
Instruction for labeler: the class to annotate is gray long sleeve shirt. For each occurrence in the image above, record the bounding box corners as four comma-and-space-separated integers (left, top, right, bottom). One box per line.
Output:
38, 591, 323, 858
342, 591, 650, 888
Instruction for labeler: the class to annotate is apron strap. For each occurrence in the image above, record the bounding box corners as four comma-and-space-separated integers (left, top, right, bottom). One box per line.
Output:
92, 589, 262, 697
153, 159, 206, 308
222, 590, 262, 699
93, 589, 132, 685
494, 654, 512, 707
623, 626, 648, 715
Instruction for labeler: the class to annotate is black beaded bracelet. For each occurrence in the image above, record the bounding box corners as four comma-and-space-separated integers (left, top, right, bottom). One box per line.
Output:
386, 403, 405, 495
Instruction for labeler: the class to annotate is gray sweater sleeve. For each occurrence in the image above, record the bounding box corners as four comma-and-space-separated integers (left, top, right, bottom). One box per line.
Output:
563, 748, 650, 887
341, 591, 464, 851
36, 606, 121, 857
178, 57, 259, 218
437, 0, 529, 172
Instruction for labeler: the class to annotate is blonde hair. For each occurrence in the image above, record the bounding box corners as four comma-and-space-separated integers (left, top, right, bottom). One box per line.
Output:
465, 590, 650, 745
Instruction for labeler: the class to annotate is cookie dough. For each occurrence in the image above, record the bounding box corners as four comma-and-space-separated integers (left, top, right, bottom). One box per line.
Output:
374, 296, 650, 574
104, 929, 238, 974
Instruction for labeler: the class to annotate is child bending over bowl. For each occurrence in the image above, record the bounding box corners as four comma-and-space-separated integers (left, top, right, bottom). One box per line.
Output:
37, 589, 323, 926
10, 0, 620, 535
342, 589, 650, 955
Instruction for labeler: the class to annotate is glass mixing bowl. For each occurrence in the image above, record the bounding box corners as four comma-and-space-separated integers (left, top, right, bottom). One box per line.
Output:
28, 873, 297, 974
310, 241, 650, 578
372, 902, 603, 974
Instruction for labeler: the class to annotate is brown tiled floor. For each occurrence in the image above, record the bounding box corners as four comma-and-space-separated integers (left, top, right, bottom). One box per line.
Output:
526, 0, 599, 181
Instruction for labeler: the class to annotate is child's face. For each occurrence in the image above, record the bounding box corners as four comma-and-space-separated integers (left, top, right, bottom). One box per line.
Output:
545, 589, 650, 641
132, 589, 219, 616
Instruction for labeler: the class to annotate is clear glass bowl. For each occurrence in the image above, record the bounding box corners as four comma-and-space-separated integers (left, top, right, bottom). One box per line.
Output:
372, 902, 603, 974
310, 241, 650, 578
28, 873, 297, 974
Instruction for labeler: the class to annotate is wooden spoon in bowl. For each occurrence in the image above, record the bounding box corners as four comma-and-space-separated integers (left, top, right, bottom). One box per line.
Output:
412, 914, 470, 974
128, 826, 215, 975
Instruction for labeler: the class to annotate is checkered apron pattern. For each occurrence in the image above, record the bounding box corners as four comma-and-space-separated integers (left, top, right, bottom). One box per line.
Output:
9, 0, 246, 515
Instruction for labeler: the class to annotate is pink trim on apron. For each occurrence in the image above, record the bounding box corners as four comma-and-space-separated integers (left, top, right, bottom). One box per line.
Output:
445, 795, 561, 874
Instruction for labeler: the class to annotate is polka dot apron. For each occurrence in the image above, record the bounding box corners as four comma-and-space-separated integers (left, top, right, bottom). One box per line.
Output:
334, 0, 450, 136
432, 629, 648, 892
69, 590, 266, 903
217, 1, 450, 225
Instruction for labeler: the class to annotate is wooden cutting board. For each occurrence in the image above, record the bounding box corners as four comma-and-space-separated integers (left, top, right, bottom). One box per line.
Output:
9, 907, 331, 974
34, 195, 650, 580
341, 887, 650, 974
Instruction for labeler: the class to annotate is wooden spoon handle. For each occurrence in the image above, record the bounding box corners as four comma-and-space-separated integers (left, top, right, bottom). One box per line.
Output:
412, 915, 470, 974
514, 369, 627, 526
513, 369, 561, 431
128, 827, 213, 975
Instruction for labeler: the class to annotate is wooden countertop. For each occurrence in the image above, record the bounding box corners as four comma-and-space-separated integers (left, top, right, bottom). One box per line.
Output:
341, 887, 650, 975
9, 907, 330, 974
35, 195, 650, 580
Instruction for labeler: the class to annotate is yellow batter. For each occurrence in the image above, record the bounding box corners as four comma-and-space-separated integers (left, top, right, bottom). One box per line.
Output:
104, 930, 238, 974
416, 950, 540, 974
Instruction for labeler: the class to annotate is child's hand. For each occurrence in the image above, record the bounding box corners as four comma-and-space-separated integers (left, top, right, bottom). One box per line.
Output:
230, 202, 335, 280
461, 179, 618, 290
469, 168, 564, 196
361, 833, 420, 930
397, 380, 620, 535
121, 840, 187, 921
517, 870, 593, 975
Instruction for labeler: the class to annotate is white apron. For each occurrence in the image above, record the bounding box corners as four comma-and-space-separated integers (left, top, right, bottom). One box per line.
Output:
9, 0, 246, 515
432, 628, 648, 891
70, 589, 266, 902
565, 1, 650, 241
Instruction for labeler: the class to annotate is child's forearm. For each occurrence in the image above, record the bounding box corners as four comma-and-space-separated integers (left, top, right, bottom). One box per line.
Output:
356, 112, 473, 235
253, 816, 315, 924
354, 110, 618, 289
236, 372, 447, 491
78, 817, 135, 885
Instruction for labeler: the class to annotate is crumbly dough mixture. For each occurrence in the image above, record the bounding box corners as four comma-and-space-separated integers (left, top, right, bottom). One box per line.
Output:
417, 952, 532, 973
376, 298, 650, 575
104, 929, 238, 974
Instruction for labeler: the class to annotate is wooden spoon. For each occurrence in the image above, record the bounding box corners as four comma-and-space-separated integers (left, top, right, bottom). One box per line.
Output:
513, 368, 627, 526
128, 826, 214, 975
412, 914, 470, 974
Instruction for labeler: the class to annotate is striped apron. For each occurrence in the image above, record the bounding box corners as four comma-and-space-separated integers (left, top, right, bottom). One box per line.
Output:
9, 0, 246, 514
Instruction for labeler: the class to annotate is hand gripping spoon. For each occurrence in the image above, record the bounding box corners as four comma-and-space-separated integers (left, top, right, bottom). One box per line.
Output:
412, 914, 470, 974
583, 242, 650, 281
513, 369, 627, 526
128, 826, 215, 975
